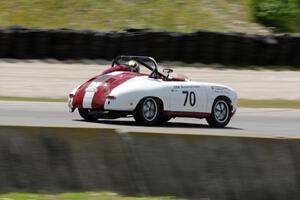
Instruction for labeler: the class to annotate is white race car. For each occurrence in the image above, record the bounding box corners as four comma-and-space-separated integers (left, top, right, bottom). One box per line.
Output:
69, 56, 237, 127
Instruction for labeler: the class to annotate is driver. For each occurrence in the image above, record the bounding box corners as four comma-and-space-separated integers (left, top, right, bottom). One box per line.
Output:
101, 59, 140, 75
128, 60, 140, 73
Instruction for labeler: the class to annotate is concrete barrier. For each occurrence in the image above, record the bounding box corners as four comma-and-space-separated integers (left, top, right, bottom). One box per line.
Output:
124, 132, 300, 200
0, 126, 137, 194
0, 125, 300, 200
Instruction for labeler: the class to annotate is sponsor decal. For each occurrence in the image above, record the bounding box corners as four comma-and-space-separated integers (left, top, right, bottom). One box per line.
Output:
211, 86, 229, 94
171, 85, 200, 92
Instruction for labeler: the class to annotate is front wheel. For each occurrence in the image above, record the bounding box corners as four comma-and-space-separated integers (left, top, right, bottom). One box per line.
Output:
78, 108, 98, 121
134, 97, 162, 126
159, 115, 172, 124
206, 97, 232, 128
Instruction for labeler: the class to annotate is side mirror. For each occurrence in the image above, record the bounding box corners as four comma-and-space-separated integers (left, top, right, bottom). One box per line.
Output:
163, 68, 173, 80
163, 68, 173, 74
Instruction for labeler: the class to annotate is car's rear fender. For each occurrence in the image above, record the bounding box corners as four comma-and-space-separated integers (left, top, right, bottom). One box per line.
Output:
104, 88, 170, 112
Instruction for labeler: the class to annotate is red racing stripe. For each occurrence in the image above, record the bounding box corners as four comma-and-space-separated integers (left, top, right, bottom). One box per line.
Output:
91, 72, 144, 109
72, 80, 94, 108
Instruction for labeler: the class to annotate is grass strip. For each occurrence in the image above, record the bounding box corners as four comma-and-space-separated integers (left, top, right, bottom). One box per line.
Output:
0, 96, 299, 109
0, 96, 67, 102
0, 0, 264, 33
0, 191, 185, 200
238, 99, 300, 109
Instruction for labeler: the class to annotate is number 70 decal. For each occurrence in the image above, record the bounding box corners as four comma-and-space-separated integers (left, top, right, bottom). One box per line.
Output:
182, 91, 196, 106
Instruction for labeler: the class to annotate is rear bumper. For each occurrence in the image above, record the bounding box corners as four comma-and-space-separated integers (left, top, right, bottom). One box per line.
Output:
80, 108, 131, 119
68, 96, 75, 112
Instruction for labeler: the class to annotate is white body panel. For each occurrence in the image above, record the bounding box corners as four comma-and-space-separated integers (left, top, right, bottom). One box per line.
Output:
104, 75, 237, 114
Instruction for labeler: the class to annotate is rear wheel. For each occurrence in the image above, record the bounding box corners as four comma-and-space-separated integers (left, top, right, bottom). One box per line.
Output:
78, 108, 98, 121
206, 97, 232, 128
134, 97, 162, 125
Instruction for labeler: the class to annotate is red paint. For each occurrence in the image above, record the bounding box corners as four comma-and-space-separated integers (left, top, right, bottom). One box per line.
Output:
91, 72, 144, 109
169, 74, 188, 82
72, 65, 145, 109
101, 65, 130, 75
164, 111, 211, 118
72, 81, 92, 108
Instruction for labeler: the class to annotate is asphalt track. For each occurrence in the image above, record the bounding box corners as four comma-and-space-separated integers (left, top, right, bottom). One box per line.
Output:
0, 101, 299, 137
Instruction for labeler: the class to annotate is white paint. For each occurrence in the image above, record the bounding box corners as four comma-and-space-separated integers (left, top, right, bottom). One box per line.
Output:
104, 75, 238, 114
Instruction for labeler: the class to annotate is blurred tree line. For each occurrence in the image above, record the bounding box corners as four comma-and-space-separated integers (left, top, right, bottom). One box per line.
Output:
251, 0, 300, 32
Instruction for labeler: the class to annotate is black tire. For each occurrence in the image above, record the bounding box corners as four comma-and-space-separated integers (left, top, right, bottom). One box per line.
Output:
159, 115, 172, 124
134, 97, 162, 125
78, 108, 98, 121
206, 97, 232, 128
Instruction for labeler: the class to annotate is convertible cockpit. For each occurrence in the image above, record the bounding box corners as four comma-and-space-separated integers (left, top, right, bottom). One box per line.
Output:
110, 55, 189, 82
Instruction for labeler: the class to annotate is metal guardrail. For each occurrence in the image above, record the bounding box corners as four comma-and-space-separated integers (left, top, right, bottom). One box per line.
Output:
0, 26, 299, 66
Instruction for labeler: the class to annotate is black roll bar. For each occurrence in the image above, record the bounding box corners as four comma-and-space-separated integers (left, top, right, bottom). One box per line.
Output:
111, 55, 166, 79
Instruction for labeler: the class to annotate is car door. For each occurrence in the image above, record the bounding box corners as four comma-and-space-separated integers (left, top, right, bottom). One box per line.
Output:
169, 82, 207, 113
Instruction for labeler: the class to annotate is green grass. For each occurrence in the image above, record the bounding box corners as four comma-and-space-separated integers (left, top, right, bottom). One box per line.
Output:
0, 191, 185, 200
238, 99, 300, 109
1, 96, 300, 109
0, 0, 269, 34
250, 0, 300, 32
0, 96, 67, 102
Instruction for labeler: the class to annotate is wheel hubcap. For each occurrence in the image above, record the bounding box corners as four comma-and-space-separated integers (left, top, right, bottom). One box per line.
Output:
142, 99, 157, 121
214, 100, 229, 123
